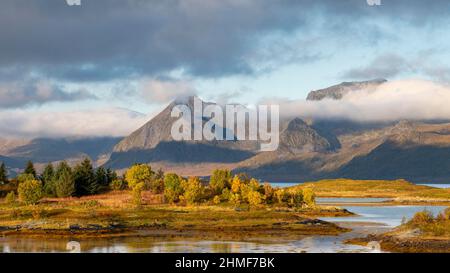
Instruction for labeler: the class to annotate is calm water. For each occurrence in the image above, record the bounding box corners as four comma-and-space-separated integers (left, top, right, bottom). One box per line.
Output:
321, 205, 447, 227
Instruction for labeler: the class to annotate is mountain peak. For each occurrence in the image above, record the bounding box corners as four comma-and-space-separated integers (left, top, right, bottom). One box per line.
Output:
306, 79, 387, 101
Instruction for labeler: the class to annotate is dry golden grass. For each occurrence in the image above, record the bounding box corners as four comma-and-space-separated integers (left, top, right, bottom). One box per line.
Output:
293, 179, 450, 200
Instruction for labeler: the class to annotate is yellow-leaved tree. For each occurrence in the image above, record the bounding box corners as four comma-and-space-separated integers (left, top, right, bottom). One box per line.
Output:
125, 164, 154, 206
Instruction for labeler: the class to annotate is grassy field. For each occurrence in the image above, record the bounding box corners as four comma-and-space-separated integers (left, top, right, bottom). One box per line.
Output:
294, 179, 450, 202
0, 191, 350, 239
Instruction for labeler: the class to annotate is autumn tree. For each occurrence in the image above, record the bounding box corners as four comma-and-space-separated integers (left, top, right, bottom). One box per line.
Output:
150, 168, 165, 193
125, 164, 154, 206
303, 187, 316, 207
164, 173, 184, 203
209, 169, 232, 195
18, 179, 43, 205
182, 176, 204, 205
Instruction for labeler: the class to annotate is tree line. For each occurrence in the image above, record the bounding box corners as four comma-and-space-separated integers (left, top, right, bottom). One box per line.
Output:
1, 159, 118, 204
2, 160, 316, 209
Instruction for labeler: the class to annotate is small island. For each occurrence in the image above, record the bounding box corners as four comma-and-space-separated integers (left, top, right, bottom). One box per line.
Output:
0, 160, 350, 240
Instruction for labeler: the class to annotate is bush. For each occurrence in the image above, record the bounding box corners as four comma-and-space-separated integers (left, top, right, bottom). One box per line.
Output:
263, 183, 274, 203
17, 173, 35, 184
209, 169, 232, 195
5, 191, 16, 204
213, 195, 221, 205
164, 173, 184, 203
303, 187, 316, 207
247, 190, 263, 207
287, 189, 304, 208
409, 210, 435, 226
150, 169, 165, 194
442, 207, 450, 220
221, 188, 232, 201
182, 177, 204, 205
149, 178, 164, 194
18, 179, 43, 205
132, 182, 145, 207
231, 175, 242, 193
229, 193, 241, 207
274, 189, 288, 204
110, 179, 126, 191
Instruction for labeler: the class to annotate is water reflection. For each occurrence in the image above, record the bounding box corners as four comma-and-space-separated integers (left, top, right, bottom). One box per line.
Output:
0, 236, 379, 253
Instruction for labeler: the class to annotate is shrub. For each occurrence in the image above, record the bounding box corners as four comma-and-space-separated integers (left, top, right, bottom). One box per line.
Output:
164, 173, 184, 203
247, 190, 263, 207
409, 210, 435, 226
150, 169, 165, 194
209, 169, 232, 195
110, 179, 126, 191
288, 189, 304, 208
5, 191, 16, 204
231, 175, 242, 193
132, 182, 145, 207
249, 178, 260, 192
182, 177, 204, 205
82, 200, 101, 209
149, 178, 164, 194
213, 195, 221, 205
229, 193, 241, 207
263, 183, 274, 203
303, 187, 316, 207
274, 189, 288, 204
17, 173, 35, 184
18, 179, 43, 205
31, 207, 48, 219
442, 207, 450, 220
221, 188, 232, 201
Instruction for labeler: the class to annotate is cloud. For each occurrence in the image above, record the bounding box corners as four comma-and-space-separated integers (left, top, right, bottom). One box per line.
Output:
264, 79, 450, 122
0, 80, 96, 108
342, 54, 411, 79
139, 78, 197, 104
0, 107, 150, 138
2, 0, 450, 82
343, 53, 450, 84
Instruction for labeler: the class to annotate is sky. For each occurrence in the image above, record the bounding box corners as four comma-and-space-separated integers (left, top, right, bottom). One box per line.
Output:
1, 0, 450, 138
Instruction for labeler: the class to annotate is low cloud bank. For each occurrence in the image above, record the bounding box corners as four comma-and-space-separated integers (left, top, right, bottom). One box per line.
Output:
0, 107, 150, 139
265, 80, 450, 122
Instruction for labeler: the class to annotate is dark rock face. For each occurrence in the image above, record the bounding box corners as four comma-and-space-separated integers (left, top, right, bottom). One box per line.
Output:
279, 118, 333, 153
306, 79, 387, 101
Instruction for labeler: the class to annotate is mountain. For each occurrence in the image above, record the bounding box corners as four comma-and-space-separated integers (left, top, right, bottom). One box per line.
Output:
3, 80, 450, 183
306, 79, 387, 101
0, 137, 121, 172
105, 89, 450, 182
106, 97, 337, 169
